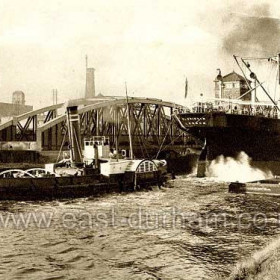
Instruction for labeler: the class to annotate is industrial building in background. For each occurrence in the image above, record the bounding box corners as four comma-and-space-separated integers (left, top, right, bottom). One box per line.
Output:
0, 91, 33, 123
85, 55, 95, 99
214, 70, 252, 101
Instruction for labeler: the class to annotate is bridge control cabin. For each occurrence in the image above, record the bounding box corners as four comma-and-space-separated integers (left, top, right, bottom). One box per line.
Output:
214, 71, 252, 101
189, 70, 279, 119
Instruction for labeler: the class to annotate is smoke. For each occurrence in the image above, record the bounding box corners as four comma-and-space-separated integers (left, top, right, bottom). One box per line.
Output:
222, 3, 280, 56
206, 152, 273, 183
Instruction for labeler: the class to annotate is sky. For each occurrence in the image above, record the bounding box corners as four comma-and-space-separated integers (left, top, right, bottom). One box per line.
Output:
0, 0, 280, 108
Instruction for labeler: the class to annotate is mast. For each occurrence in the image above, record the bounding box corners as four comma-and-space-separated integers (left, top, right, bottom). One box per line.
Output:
125, 83, 134, 159
278, 53, 280, 86
114, 108, 119, 161
240, 57, 280, 112
233, 55, 252, 91
251, 79, 256, 107
185, 77, 188, 98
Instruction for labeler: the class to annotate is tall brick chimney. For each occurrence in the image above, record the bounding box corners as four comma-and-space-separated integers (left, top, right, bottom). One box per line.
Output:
85, 68, 95, 99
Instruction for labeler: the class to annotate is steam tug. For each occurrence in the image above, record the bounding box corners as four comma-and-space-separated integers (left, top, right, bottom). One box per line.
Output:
176, 54, 280, 177
0, 102, 167, 200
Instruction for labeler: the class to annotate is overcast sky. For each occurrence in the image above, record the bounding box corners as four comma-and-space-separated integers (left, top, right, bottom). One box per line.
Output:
0, 0, 279, 108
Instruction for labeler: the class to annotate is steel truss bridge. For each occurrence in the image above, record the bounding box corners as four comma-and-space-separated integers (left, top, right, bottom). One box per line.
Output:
0, 96, 197, 158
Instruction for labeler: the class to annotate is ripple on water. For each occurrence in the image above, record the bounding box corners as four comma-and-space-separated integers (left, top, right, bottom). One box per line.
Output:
0, 177, 280, 279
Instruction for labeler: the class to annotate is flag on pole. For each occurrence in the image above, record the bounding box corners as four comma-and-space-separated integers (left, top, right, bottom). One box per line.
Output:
185, 77, 188, 98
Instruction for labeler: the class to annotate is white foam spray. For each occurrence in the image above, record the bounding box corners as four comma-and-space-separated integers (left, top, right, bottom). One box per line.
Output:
206, 151, 273, 183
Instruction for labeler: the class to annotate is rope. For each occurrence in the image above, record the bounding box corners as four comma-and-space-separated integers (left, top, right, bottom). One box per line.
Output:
136, 134, 146, 158
139, 135, 150, 158
56, 132, 67, 163
274, 66, 279, 101
158, 132, 185, 154
155, 122, 172, 159
73, 128, 83, 161
242, 56, 272, 60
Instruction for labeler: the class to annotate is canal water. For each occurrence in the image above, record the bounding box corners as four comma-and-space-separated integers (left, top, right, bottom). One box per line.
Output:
0, 176, 280, 280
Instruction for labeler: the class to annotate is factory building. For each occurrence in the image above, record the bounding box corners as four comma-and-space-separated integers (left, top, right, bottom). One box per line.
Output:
0, 91, 33, 123
85, 68, 95, 99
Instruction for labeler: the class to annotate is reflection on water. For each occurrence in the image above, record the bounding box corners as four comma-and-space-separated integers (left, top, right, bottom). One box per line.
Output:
0, 177, 280, 280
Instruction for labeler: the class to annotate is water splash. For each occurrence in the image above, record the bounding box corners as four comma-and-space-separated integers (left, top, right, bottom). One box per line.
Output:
206, 152, 273, 183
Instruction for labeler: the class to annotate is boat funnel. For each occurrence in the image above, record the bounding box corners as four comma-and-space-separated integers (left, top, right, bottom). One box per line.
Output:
66, 105, 83, 164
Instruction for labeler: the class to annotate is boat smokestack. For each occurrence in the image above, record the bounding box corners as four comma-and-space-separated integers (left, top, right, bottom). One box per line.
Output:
66, 105, 83, 164
85, 68, 95, 99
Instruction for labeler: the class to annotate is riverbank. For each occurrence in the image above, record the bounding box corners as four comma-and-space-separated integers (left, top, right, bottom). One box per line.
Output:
226, 236, 280, 280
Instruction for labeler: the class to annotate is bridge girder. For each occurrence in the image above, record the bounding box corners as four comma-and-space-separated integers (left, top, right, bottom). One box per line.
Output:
0, 97, 194, 156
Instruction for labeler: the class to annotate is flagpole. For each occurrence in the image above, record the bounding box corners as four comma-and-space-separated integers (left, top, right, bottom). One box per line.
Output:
125, 82, 134, 159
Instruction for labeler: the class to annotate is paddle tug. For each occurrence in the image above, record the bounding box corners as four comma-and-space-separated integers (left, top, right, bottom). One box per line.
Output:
0, 102, 167, 200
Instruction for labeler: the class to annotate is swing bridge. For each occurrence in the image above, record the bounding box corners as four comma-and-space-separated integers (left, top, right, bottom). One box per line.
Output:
0, 96, 197, 159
